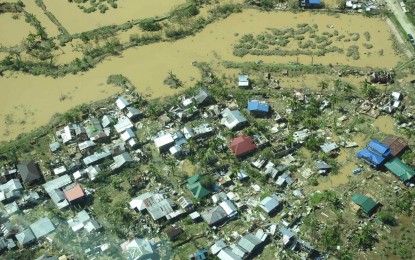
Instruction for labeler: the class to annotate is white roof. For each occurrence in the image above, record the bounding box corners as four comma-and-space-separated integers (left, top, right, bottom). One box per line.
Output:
219, 200, 237, 217
128, 138, 139, 148
110, 152, 133, 170
114, 117, 133, 133
78, 140, 96, 151
154, 133, 174, 148
169, 145, 181, 155
53, 166, 67, 175
43, 174, 72, 193
30, 217, 55, 239
62, 125, 73, 144
121, 128, 136, 141
220, 108, 247, 130
129, 192, 154, 211
116, 96, 130, 110
211, 239, 227, 255
218, 248, 242, 260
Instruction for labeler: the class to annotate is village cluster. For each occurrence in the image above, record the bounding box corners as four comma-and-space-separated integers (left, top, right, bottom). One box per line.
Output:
0, 73, 414, 260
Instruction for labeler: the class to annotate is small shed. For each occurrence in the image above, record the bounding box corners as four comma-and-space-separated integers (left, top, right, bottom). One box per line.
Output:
238, 75, 249, 87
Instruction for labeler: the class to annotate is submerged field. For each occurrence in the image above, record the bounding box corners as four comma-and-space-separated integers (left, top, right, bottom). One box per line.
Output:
0, 8, 407, 141
0, 13, 33, 46
42, 0, 186, 34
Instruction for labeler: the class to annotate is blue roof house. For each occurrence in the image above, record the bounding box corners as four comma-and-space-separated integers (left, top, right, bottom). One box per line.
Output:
367, 139, 392, 157
356, 148, 386, 168
247, 100, 270, 116
301, 0, 321, 8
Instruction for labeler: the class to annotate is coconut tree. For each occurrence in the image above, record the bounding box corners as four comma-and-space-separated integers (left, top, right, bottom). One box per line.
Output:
329, 93, 339, 109
361, 80, 377, 99
318, 80, 329, 93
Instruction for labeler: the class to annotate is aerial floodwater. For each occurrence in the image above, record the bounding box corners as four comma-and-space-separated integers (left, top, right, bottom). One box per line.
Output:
1, 2, 414, 259
0, 9, 404, 141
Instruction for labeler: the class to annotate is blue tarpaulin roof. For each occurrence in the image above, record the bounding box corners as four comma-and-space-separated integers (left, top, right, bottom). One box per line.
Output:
308, 0, 321, 4
247, 101, 269, 112
368, 139, 391, 157
357, 149, 385, 166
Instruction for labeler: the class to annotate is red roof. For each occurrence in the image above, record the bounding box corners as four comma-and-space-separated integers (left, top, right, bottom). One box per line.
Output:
64, 184, 85, 202
230, 134, 256, 156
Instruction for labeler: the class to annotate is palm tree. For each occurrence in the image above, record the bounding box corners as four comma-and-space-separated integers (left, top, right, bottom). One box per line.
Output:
361, 80, 377, 99
329, 93, 339, 109
342, 82, 354, 98
318, 80, 328, 93
333, 79, 342, 92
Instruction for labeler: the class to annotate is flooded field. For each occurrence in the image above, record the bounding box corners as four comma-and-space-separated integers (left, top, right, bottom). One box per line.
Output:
42, 0, 186, 34
23, 0, 60, 38
373, 115, 397, 135
0, 13, 33, 46
0, 73, 119, 141
316, 149, 359, 190
0, 9, 406, 141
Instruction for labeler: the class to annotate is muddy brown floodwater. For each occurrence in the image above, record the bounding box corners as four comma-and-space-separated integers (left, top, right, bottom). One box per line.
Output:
373, 115, 397, 135
0, 13, 33, 46
0, 9, 405, 142
315, 149, 359, 190
42, 0, 186, 34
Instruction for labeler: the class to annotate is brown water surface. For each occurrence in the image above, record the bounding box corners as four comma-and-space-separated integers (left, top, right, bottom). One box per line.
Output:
42, 0, 186, 34
0, 13, 33, 46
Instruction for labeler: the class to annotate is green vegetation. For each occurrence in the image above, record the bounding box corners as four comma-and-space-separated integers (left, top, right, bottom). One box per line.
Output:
321, 225, 341, 251
378, 209, 397, 226
70, 0, 118, 13
0, 1, 24, 14
233, 24, 359, 58
164, 71, 183, 89
139, 19, 162, 32
352, 224, 377, 250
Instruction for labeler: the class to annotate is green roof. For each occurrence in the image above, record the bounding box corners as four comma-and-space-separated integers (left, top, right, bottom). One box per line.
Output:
385, 157, 415, 182
187, 182, 211, 199
187, 174, 201, 185
352, 194, 377, 215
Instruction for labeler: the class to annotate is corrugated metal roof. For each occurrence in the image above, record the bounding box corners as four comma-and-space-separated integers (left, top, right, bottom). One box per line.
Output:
368, 139, 391, 157
385, 157, 415, 182
352, 194, 377, 214
247, 101, 269, 113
